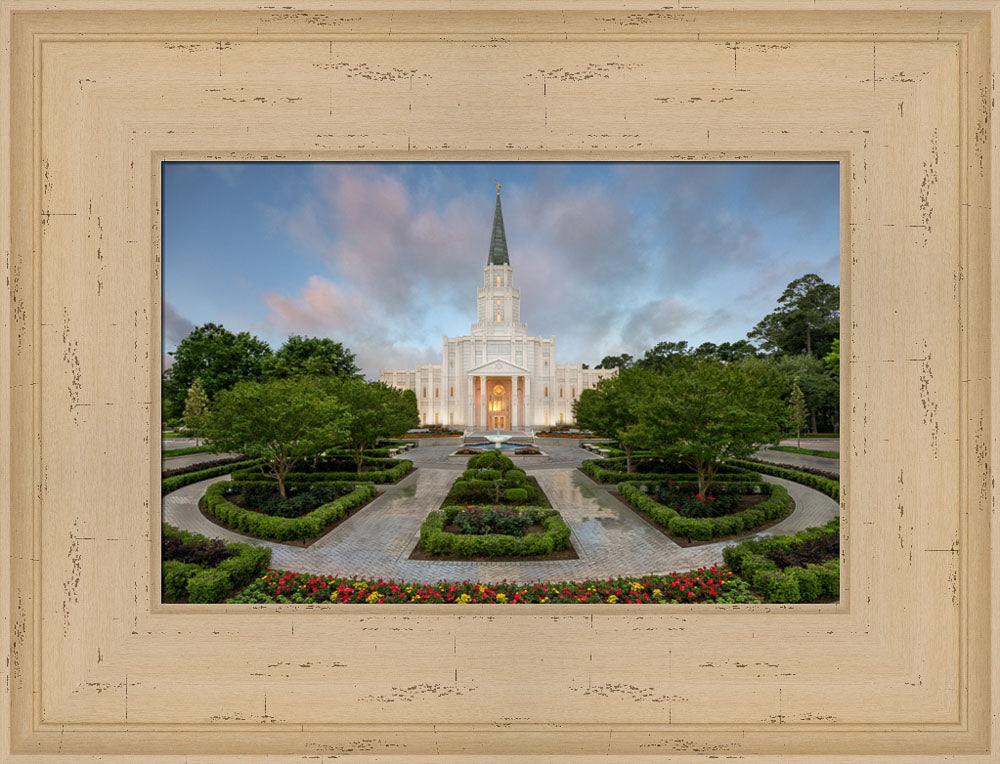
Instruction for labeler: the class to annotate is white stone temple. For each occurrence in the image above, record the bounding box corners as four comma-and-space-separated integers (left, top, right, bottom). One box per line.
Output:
379, 185, 617, 431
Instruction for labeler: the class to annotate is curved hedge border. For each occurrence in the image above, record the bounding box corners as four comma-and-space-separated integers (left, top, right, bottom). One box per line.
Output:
420, 505, 571, 557
161, 458, 264, 495
230, 458, 412, 485
203, 480, 377, 541
722, 518, 840, 603
161, 522, 271, 603
583, 458, 758, 485
617, 481, 791, 542
727, 459, 839, 502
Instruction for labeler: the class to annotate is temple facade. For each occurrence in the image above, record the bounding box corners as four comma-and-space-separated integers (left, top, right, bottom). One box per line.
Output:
379, 186, 617, 431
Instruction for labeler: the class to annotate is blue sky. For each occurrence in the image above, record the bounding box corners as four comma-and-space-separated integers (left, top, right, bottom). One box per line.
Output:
163, 162, 839, 378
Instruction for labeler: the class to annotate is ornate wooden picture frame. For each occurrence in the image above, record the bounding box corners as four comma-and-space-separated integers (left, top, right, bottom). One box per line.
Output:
2, 1, 997, 759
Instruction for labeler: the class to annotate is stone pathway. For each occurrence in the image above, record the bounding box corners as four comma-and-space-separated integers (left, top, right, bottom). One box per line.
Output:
755, 448, 840, 476
162, 451, 241, 473
162, 463, 839, 584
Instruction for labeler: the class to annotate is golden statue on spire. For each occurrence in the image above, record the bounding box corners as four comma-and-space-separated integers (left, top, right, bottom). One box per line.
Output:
496, 181, 501, 195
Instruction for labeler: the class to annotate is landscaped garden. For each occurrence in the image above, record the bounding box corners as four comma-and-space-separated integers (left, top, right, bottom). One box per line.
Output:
162, 523, 272, 603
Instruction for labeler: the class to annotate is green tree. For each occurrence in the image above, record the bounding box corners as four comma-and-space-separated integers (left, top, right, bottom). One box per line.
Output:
201, 377, 350, 497
771, 354, 839, 433
573, 367, 656, 473
163, 323, 272, 420
637, 359, 786, 495
264, 335, 362, 380
596, 353, 633, 370
182, 378, 210, 445
788, 377, 808, 448
823, 337, 840, 373
635, 340, 691, 373
327, 379, 419, 474
748, 274, 839, 358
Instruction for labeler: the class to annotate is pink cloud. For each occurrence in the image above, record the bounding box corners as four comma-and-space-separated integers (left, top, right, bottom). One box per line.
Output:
264, 275, 370, 332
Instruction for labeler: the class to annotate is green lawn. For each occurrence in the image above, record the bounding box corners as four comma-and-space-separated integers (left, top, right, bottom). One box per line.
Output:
163, 444, 214, 457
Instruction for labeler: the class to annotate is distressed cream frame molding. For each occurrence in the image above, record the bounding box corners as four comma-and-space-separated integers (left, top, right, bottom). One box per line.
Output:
2, 1, 998, 760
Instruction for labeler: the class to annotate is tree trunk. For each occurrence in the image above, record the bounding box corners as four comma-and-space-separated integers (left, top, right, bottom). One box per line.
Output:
805, 325, 812, 356
276, 471, 287, 498
625, 445, 634, 474
355, 445, 364, 475
810, 411, 817, 433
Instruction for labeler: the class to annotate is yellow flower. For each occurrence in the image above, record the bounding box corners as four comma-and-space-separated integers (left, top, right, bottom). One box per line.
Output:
356, 581, 368, 590
495, 593, 507, 603
539, 597, 548, 603
652, 589, 663, 599
630, 581, 644, 591
607, 595, 618, 604
457, 593, 473, 604
365, 592, 381, 604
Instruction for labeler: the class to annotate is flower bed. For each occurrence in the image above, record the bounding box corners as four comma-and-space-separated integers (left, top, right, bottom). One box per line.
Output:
162, 523, 271, 603
722, 518, 840, 603
617, 480, 791, 542
581, 457, 758, 485
230, 457, 412, 484
202, 480, 377, 541
420, 505, 571, 557
226, 565, 759, 604
225, 482, 357, 518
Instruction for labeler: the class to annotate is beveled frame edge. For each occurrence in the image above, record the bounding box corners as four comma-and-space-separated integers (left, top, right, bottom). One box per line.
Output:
1, 1, 997, 760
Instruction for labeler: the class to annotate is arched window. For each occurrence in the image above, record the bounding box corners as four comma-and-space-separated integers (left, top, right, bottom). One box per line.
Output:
544, 385, 548, 397
495, 274, 502, 287
449, 385, 454, 397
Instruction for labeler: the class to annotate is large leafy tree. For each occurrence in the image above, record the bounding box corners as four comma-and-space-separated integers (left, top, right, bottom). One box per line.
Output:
163, 323, 272, 420
748, 274, 839, 358
201, 377, 350, 497
596, 353, 634, 370
771, 354, 839, 433
182, 378, 210, 445
635, 340, 692, 373
638, 359, 786, 495
573, 367, 656, 473
264, 335, 362, 380
327, 379, 419, 474
788, 377, 808, 447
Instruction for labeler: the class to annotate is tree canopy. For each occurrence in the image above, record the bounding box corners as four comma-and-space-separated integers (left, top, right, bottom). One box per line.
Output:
324, 379, 419, 474
573, 367, 657, 473
201, 377, 350, 496
747, 273, 839, 358
264, 335, 362, 381
163, 323, 271, 420
637, 359, 787, 495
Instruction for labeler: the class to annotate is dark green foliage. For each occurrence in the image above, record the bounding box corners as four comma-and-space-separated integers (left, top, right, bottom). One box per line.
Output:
503, 487, 529, 503
617, 481, 790, 542
747, 273, 839, 359
420, 506, 571, 557
162, 534, 233, 566
230, 458, 412, 485
726, 459, 840, 501
651, 482, 745, 517
263, 334, 361, 380
202, 481, 378, 541
582, 458, 757, 485
751, 569, 801, 603
161, 523, 271, 603
452, 506, 534, 536
467, 450, 514, 470
230, 482, 353, 518
161, 458, 263, 495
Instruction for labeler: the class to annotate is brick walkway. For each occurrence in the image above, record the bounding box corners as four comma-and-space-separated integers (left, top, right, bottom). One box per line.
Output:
162, 460, 839, 584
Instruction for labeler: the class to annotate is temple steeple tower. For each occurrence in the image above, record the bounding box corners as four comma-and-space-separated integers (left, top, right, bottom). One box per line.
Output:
487, 182, 510, 266
475, 184, 522, 334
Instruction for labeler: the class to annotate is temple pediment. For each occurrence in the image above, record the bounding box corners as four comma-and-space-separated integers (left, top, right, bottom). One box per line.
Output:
467, 358, 530, 376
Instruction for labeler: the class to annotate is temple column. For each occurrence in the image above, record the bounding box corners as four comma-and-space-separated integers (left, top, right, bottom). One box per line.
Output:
524, 377, 531, 429
467, 376, 474, 428
511, 376, 518, 430
480, 375, 488, 429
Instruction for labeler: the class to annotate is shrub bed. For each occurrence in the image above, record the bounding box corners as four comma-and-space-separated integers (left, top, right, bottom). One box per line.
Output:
617, 480, 791, 542
443, 451, 549, 507
582, 457, 758, 485
161, 458, 264, 494
202, 481, 377, 541
727, 459, 839, 501
722, 518, 840, 603
225, 482, 357, 518
230, 457, 412, 484
227, 564, 759, 604
420, 505, 571, 557
161, 523, 271, 603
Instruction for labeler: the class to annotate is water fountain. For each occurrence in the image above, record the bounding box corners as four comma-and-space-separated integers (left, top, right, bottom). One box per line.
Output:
484, 430, 512, 450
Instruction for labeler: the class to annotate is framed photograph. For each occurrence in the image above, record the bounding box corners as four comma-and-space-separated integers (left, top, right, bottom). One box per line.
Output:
2, 1, 997, 760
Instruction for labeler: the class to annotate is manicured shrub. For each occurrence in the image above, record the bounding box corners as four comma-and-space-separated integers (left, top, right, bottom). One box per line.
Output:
788, 566, 822, 601
583, 458, 758, 485
161, 458, 263, 495
752, 569, 801, 603
453, 506, 533, 536
202, 481, 377, 541
163, 560, 202, 599
504, 487, 529, 503
467, 450, 515, 471
809, 558, 840, 596
504, 468, 527, 486
186, 568, 235, 604
420, 506, 571, 557
231, 458, 412, 485
727, 459, 839, 501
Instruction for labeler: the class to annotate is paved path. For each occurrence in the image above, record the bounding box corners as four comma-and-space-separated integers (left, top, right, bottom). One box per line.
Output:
755, 448, 840, 476
162, 462, 838, 584
778, 437, 839, 453
163, 437, 200, 450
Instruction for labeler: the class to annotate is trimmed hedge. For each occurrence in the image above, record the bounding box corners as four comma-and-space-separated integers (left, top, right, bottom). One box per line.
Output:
617, 480, 791, 542
582, 458, 758, 485
203, 480, 378, 541
727, 459, 839, 501
161, 458, 264, 495
161, 523, 271, 603
722, 517, 840, 603
230, 458, 413, 485
420, 505, 571, 557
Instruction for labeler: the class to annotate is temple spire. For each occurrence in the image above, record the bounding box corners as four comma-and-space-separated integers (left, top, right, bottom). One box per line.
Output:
487, 184, 510, 266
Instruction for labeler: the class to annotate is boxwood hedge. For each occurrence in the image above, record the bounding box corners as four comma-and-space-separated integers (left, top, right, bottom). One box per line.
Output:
230, 457, 412, 485
617, 480, 791, 542
203, 480, 377, 541
582, 458, 759, 485
161, 458, 264, 495
161, 523, 271, 603
721, 517, 840, 603
419, 505, 571, 557
727, 459, 839, 502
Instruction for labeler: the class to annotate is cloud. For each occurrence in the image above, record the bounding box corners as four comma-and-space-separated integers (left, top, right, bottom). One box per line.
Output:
619, 297, 704, 355
163, 300, 195, 346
